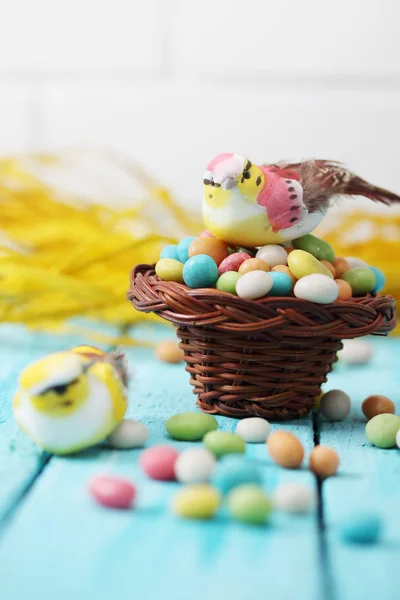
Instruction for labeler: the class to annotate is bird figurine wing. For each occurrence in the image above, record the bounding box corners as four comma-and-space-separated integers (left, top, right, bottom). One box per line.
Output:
267, 159, 400, 213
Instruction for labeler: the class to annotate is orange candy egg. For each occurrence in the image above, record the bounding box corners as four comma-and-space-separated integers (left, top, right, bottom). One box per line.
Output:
362, 394, 395, 420
335, 279, 353, 299
238, 258, 270, 275
333, 257, 350, 278
267, 431, 304, 469
321, 261, 336, 278
272, 265, 297, 287
188, 237, 229, 266
309, 445, 339, 478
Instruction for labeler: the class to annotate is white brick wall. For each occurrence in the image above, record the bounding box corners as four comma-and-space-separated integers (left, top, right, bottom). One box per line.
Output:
1, 0, 400, 209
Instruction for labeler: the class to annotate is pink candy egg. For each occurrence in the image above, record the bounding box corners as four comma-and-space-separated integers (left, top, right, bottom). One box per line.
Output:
218, 252, 252, 275
200, 229, 215, 238
88, 475, 135, 509
140, 445, 179, 480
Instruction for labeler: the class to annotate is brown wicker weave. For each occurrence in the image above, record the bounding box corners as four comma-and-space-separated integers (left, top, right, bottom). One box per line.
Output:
128, 264, 396, 420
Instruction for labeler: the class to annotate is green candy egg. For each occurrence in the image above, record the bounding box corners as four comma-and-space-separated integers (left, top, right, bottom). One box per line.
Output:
342, 268, 376, 296
166, 412, 218, 441
292, 234, 335, 262
203, 431, 246, 458
216, 271, 240, 294
228, 484, 272, 525
365, 413, 400, 448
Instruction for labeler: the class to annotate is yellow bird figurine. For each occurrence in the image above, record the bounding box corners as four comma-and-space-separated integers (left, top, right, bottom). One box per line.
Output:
202, 153, 400, 246
13, 345, 128, 455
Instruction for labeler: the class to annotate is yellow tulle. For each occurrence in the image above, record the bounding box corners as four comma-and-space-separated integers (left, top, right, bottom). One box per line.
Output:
0, 150, 202, 345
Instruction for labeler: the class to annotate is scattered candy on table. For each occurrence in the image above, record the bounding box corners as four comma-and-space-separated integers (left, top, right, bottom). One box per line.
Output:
309, 445, 339, 478
165, 412, 218, 441
319, 389, 351, 422
155, 340, 184, 363
267, 431, 304, 469
174, 447, 216, 484
272, 482, 315, 514
338, 339, 373, 365
362, 395, 395, 420
203, 431, 246, 458
235, 417, 271, 443
339, 512, 383, 545
172, 484, 221, 519
108, 419, 149, 449
88, 475, 135, 509
227, 484, 272, 525
365, 414, 400, 448
140, 445, 179, 480
211, 456, 262, 495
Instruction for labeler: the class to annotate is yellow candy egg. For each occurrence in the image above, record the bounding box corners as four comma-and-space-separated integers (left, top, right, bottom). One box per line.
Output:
155, 258, 184, 283
172, 484, 221, 519
288, 250, 334, 280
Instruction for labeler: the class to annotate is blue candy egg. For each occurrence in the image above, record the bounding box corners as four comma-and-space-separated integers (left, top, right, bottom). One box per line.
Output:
211, 456, 262, 495
160, 244, 180, 261
177, 236, 197, 263
339, 512, 383, 544
369, 266, 386, 294
183, 254, 218, 288
267, 271, 293, 296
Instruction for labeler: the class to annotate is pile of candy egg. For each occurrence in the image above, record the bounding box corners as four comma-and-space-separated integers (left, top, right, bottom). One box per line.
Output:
155, 232, 385, 304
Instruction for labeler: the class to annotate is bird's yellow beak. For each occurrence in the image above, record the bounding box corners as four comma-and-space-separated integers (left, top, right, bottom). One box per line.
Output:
18, 352, 90, 417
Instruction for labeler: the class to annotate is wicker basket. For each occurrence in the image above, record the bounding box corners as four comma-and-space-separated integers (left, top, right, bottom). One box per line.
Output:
128, 264, 396, 420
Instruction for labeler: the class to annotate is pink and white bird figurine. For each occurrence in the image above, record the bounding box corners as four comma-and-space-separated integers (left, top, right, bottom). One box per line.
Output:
202, 153, 400, 246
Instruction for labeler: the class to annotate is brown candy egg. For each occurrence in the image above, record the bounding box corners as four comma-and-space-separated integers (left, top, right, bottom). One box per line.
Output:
238, 258, 270, 275
267, 431, 304, 469
309, 445, 339, 478
335, 279, 352, 300
333, 257, 350, 278
321, 261, 336, 278
155, 340, 184, 364
188, 237, 229, 266
362, 395, 395, 420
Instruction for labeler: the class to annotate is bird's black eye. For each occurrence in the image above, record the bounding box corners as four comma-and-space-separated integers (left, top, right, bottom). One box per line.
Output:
245, 160, 252, 171
242, 170, 251, 180
52, 384, 68, 395
203, 178, 211, 185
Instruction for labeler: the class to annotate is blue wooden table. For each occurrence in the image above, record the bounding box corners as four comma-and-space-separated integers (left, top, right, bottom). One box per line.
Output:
1, 323, 399, 600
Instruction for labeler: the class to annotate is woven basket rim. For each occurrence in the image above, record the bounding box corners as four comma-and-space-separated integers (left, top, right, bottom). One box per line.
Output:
128, 263, 396, 339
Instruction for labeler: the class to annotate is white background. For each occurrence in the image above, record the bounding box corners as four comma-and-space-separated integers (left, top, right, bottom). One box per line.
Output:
1, 0, 400, 211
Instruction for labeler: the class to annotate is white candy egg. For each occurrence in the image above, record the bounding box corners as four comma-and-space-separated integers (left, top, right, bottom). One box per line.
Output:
294, 274, 339, 304
396, 429, 400, 449
337, 339, 373, 365
273, 482, 315, 514
235, 417, 271, 443
345, 256, 369, 269
256, 244, 288, 268
108, 419, 148, 449
174, 447, 216, 483
319, 389, 351, 421
236, 270, 273, 300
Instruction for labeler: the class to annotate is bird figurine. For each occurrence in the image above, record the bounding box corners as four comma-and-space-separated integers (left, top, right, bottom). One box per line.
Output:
13, 345, 128, 455
202, 153, 400, 246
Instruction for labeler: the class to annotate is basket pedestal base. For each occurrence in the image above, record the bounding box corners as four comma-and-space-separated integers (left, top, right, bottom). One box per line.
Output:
177, 326, 343, 420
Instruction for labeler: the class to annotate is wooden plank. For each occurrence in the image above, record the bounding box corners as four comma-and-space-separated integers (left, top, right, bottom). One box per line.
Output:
0, 334, 322, 600
318, 337, 400, 600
